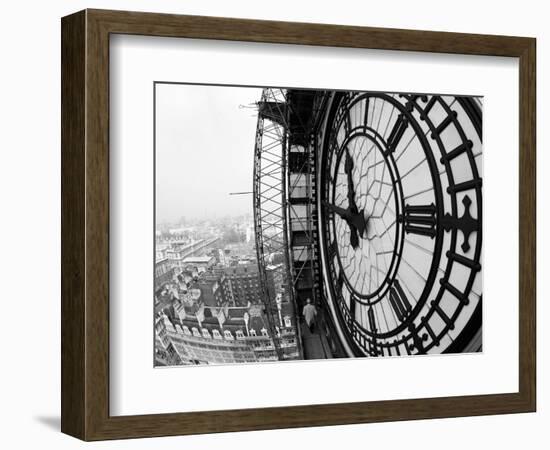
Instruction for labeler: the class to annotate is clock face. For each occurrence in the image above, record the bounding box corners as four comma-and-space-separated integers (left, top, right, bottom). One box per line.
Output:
318, 92, 483, 357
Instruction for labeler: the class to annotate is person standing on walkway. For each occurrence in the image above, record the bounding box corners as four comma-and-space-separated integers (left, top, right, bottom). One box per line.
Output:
302, 298, 317, 333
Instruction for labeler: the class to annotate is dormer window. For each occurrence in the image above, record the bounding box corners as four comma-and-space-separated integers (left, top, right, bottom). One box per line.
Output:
224, 330, 234, 340
212, 329, 222, 340
236, 330, 245, 339
182, 326, 191, 336
261, 328, 269, 337
249, 329, 257, 337
201, 328, 211, 339
191, 327, 201, 338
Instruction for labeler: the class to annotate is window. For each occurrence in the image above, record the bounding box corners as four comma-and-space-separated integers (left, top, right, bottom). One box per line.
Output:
224, 330, 234, 340
261, 327, 269, 337
284, 316, 292, 328
236, 330, 245, 339
201, 328, 211, 339
212, 329, 222, 340
191, 327, 201, 338
249, 329, 256, 337
182, 326, 191, 336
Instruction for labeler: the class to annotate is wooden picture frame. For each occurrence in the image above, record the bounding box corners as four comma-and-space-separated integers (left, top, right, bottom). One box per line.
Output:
61, 8, 536, 441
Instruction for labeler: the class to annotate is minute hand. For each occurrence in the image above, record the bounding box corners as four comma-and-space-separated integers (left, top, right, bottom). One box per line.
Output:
344, 149, 359, 213
324, 202, 367, 237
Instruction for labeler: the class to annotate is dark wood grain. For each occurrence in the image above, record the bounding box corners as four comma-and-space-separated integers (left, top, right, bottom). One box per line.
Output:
61, 8, 536, 441
61, 10, 86, 438
90, 8, 532, 56
518, 37, 536, 409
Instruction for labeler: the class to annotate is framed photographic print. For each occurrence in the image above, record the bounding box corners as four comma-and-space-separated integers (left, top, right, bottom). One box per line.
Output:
61, 9, 536, 441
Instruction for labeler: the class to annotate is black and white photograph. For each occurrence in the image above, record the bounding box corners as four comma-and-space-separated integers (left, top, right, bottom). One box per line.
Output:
154, 84, 483, 366
2, 0, 544, 447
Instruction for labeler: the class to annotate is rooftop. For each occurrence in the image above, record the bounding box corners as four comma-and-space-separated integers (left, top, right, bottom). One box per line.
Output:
183, 256, 215, 263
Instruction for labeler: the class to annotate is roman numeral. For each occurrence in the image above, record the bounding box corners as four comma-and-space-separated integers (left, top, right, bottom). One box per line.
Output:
344, 108, 351, 134
392, 340, 401, 356
328, 240, 337, 258
399, 203, 437, 238
386, 114, 408, 153
348, 295, 356, 325
363, 97, 370, 127
367, 307, 377, 334
337, 271, 344, 290
389, 280, 412, 322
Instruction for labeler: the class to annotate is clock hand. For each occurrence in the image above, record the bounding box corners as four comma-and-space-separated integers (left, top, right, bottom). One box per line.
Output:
349, 225, 359, 250
344, 148, 364, 222
344, 149, 357, 210
323, 201, 369, 246
324, 201, 353, 221
343, 149, 370, 240
353, 209, 368, 240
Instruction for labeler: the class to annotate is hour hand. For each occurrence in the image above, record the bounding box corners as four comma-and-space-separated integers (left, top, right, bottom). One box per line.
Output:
324, 202, 353, 221
323, 201, 368, 244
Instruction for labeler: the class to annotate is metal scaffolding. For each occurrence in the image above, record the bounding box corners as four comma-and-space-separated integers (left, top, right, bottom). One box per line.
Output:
253, 88, 295, 360
253, 88, 326, 360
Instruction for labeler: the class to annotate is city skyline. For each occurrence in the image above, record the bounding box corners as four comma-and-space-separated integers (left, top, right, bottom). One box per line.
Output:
156, 211, 253, 228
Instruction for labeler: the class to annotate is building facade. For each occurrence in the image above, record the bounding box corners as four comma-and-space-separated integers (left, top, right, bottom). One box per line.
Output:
155, 257, 175, 292
155, 301, 282, 365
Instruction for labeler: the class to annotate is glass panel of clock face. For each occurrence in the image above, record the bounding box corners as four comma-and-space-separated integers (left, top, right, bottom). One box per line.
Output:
154, 83, 482, 368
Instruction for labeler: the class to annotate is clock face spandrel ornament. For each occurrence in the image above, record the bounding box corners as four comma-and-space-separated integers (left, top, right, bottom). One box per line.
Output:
318, 91, 483, 357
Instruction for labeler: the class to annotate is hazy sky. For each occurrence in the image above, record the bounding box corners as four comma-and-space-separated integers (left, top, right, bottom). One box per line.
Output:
156, 83, 263, 223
